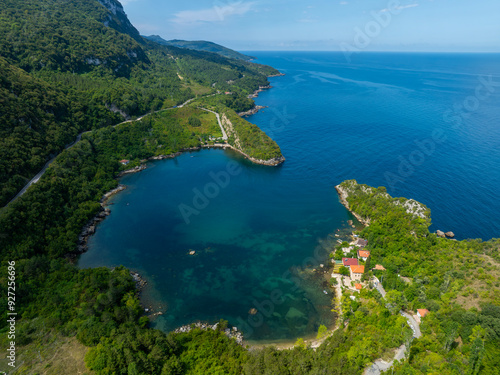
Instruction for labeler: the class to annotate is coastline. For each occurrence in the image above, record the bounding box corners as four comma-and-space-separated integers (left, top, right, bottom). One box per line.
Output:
246, 72, 285, 100
238, 105, 268, 117
334, 184, 371, 226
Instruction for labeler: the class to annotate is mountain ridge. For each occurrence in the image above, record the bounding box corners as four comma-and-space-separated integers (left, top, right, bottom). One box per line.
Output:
144, 35, 256, 61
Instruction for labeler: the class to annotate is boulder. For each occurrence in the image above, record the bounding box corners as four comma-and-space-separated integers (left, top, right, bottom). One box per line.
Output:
436, 230, 445, 238
347, 220, 353, 226
445, 231, 455, 238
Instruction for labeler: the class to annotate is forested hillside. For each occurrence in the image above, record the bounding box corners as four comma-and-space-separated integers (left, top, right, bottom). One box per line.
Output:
0, 0, 279, 207
335, 180, 500, 374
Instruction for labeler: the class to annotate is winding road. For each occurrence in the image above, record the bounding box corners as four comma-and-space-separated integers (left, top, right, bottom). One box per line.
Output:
364, 277, 421, 375
5, 98, 198, 207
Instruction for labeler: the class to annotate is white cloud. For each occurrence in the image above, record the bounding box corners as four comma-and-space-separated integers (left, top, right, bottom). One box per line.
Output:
171, 2, 256, 24
381, 3, 419, 12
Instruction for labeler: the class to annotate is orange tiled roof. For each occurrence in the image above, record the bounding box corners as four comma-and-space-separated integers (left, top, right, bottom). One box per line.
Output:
417, 309, 430, 317
350, 265, 365, 274
355, 283, 362, 290
358, 250, 370, 258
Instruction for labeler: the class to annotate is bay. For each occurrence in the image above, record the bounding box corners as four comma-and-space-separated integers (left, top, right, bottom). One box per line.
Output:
79, 52, 500, 342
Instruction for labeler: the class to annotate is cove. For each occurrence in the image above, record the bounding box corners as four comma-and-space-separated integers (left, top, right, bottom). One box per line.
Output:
78, 148, 351, 342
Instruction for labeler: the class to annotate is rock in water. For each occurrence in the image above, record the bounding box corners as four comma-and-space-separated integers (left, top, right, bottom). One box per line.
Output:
436, 230, 445, 238
347, 220, 353, 226
445, 231, 455, 238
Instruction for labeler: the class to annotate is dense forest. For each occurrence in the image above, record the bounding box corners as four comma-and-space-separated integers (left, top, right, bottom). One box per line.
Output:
0, 0, 498, 374
0, 0, 279, 207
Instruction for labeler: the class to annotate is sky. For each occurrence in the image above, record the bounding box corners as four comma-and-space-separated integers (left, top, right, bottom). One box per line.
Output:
120, 0, 500, 52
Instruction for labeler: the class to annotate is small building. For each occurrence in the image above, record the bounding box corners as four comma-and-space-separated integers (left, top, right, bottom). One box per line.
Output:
358, 249, 370, 261
417, 309, 429, 318
120, 159, 130, 165
355, 283, 362, 291
350, 265, 365, 281
373, 264, 386, 271
356, 238, 368, 247
342, 258, 359, 267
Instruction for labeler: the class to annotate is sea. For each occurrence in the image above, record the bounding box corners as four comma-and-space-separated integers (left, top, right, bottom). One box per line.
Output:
78, 52, 500, 343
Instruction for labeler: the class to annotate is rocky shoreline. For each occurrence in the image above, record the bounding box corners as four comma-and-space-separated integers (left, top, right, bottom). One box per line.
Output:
72, 185, 128, 256
248, 85, 272, 99
117, 164, 147, 177
173, 322, 243, 345
238, 105, 268, 117
334, 184, 371, 226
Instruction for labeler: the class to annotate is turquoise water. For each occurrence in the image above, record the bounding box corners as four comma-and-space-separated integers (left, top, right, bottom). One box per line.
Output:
79, 52, 500, 341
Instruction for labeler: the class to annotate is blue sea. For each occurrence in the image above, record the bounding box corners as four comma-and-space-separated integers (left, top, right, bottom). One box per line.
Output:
79, 52, 500, 342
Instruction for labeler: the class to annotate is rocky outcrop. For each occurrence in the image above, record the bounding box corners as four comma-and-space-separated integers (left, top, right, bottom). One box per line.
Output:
248, 85, 272, 99
246, 155, 286, 166
101, 184, 126, 202
117, 164, 147, 176
173, 322, 243, 345
238, 105, 267, 117
130, 271, 148, 290
445, 231, 455, 238
436, 230, 446, 237
393, 199, 428, 220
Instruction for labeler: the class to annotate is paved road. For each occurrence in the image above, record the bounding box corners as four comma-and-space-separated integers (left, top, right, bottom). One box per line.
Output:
364, 344, 406, 375
199, 108, 228, 140
4, 98, 197, 207
364, 277, 421, 375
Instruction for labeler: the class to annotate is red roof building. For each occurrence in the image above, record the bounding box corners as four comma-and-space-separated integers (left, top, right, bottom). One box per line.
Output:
355, 283, 363, 290
342, 258, 359, 267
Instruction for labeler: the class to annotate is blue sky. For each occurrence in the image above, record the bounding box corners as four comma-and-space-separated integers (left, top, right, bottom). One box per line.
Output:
121, 0, 500, 52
